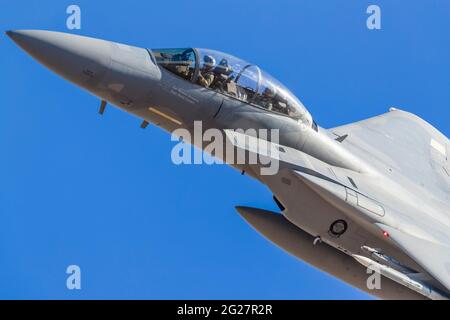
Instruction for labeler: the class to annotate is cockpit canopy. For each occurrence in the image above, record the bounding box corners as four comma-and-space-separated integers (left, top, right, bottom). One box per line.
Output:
152, 48, 312, 125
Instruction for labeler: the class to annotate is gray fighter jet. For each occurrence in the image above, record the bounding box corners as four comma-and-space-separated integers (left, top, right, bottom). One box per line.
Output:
7, 30, 450, 300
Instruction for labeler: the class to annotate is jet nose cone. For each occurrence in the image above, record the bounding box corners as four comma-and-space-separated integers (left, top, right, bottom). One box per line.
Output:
7, 29, 111, 88
5, 30, 15, 38
6, 30, 44, 50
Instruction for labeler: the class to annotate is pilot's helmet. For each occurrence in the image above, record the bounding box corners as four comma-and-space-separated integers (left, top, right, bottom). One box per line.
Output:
203, 55, 216, 69
219, 58, 229, 67
217, 58, 232, 73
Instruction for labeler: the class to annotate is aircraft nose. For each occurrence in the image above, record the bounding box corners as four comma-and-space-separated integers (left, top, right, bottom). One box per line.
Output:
6, 30, 111, 90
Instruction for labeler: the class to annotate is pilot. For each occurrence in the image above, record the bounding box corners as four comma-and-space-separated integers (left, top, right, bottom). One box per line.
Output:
211, 58, 233, 90
216, 58, 233, 76
197, 55, 216, 88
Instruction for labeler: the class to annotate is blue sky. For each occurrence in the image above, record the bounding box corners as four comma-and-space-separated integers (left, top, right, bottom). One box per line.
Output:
1, 0, 450, 299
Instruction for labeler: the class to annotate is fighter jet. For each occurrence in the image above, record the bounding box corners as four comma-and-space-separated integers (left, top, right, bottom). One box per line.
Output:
7, 30, 450, 300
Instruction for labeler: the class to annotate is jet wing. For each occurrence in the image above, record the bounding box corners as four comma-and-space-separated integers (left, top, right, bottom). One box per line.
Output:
230, 110, 450, 296
377, 223, 450, 292
331, 108, 450, 195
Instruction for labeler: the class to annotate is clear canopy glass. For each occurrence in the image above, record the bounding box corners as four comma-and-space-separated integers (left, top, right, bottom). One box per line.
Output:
152, 48, 196, 81
151, 48, 312, 125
